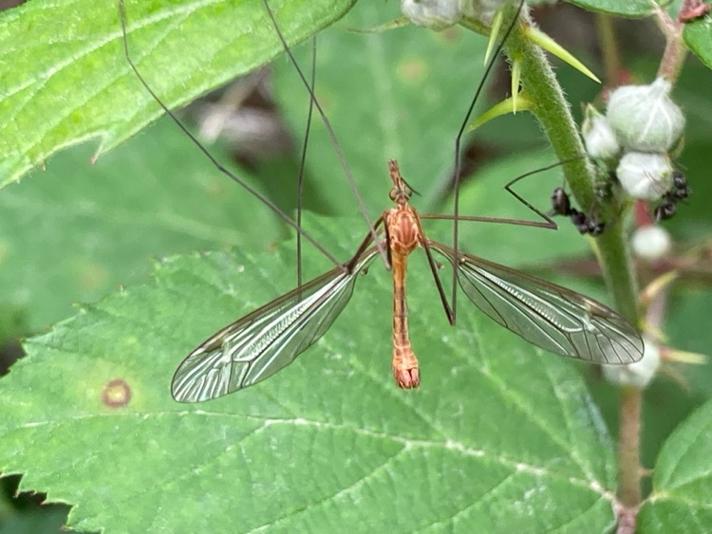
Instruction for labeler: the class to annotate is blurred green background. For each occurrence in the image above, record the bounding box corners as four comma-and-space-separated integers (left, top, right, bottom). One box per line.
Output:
1, 0, 711, 531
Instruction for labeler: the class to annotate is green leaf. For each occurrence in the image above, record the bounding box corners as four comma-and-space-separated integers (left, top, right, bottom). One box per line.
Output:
638, 398, 712, 531
665, 288, 712, 398
684, 16, 712, 71
0, 229, 618, 532
0, 0, 355, 186
0, 119, 281, 332
271, 1, 492, 212
566, 0, 686, 17
564, 0, 659, 17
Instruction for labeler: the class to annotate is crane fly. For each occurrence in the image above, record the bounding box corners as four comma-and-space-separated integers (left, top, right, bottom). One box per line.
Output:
117, 0, 645, 404
171, 160, 644, 402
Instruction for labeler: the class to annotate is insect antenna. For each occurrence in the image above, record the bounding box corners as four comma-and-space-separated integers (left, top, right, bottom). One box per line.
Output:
450, 0, 527, 323
116, 0, 341, 268
402, 176, 422, 197
261, 0, 388, 268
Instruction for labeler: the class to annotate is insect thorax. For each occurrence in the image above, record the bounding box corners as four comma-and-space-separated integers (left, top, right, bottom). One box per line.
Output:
387, 207, 421, 255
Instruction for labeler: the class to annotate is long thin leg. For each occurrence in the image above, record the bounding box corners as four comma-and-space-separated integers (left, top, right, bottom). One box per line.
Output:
262, 0, 388, 267
421, 214, 554, 228
416, 217, 454, 325
381, 213, 394, 272
423, 158, 584, 229
296, 37, 317, 288
116, 1, 340, 268
345, 216, 385, 273
450, 0, 527, 324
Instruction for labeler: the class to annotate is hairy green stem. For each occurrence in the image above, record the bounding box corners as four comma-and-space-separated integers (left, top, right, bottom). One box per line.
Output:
463, 6, 641, 323
463, 3, 643, 525
515, 39, 639, 319
505, 10, 645, 524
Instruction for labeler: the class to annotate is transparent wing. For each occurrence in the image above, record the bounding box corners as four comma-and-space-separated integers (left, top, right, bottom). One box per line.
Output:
172, 249, 378, 403
431, 242, 644, 364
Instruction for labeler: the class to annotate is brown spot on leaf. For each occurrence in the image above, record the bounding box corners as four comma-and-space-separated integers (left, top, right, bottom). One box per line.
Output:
102, 379, 131, 408
78, 261, 109, 292
397, 58, 427, 83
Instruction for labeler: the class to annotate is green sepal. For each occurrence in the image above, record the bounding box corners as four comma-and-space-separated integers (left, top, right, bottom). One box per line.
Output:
524, 26, 601, 83
467, 92, 533, 132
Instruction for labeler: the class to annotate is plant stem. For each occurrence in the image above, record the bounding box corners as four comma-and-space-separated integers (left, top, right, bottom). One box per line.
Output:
595, 221, 640, 323
616, 384, 642, 534
611, 9, 688, 529
502, 13, 645, 522
618, 386, 642, 506
463, 6, 642, 321
654, 5, 688, 81
462, 3, 644, 527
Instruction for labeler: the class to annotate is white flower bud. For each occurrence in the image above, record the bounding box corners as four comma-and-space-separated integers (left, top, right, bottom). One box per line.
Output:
464, 0, 506, 24
603, 337, 659, 388
582, 104, 620, 160
616, 152, 672, 201
632, 225, 672, 261
606, 78, 685, 152
401, 0, 465, 29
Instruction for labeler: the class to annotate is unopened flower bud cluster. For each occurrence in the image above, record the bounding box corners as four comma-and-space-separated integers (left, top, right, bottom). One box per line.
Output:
465, 0, 507, 25
400, 0, 467, 29
631, 224, 671, 261
400, 0, 508, 30
582, 78, 685, 202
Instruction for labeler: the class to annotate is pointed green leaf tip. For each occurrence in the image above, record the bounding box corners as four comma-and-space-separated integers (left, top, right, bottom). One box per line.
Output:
483, 9, 504, 65
467, 92, 533, 132
0, 0, 358, 187
524, 26, 601, 83
511, 59, 522, 113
